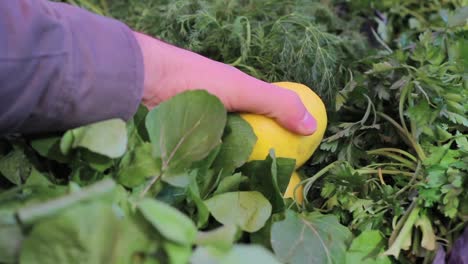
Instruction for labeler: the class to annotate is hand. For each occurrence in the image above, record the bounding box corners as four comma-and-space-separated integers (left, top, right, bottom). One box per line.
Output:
133, 31, 317, 136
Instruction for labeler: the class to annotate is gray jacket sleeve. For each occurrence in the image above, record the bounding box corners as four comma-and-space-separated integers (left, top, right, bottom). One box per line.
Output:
0, 0, 144, 135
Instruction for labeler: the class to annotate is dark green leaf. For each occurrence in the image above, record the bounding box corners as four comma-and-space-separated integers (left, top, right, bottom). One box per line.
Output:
187, 178, 210, 228
30, 136, 70, 163
212, 114, 257, 175
213, 173, 248, 195
0, 149, 32, 185
271, 210, 352, 264
117, 142, 160, 188
239, 151, 295, 213
345, 230, 391, 264
145, 90, 226, 187
80, 150, 113, 172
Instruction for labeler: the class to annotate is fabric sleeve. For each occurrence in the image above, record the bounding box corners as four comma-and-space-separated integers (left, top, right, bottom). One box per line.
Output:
0, 0, 144, 135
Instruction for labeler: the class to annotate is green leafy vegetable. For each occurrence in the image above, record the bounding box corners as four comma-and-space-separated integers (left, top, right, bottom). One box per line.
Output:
19, 200, 155, 264
137, 198, 197, 245
345, 230, 391, 264
60, 119, 127, 158
191, 244, 281, 264
145, 90, 226, 187
271, 210, 352, 264
1, 0, 467, 263
205, 191, 272, 232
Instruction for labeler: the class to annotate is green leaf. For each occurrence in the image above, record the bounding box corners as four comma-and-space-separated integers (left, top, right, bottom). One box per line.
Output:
80, 150, 113, 172
191, 244, 281, 264
212, 114, 257, 175
19, 200, 156, 264
129, 104, 151, 143
383, 206, 421, 258
192, 145, 222, 197
239, 151, 295, 213
60, 119, 127, 158
455, 131, 468, 152
204, 191, 272, 233
117, 142, 160, 188
415, 213, 436, 251
271, 210, 352, 264
345, 230, 391, 264
0, 149, 32, 185
213, 173, 248, 195
250, 217, 274, 250
405, 100, 435, 130
30, 136, 70, 163
0, 210, 23, 263
24, 168, 52, 187
195, 225, 239, 250
163, 242, 192, 264
137, 198, 197, 245
367, 62, 394, 74
187, 178, 210, 228
145, 90, 226, 187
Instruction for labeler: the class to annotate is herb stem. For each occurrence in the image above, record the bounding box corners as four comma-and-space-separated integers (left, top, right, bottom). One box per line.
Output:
396, 161, 422, 197
366, 162, 415, 170
367, 150, 416, 169
139, 172, 163, 198
399, 84, 411, 134
356, 169, 414, 177
377, 111, 427, 160
367, 148, 417, 162
301, 160, 343, 204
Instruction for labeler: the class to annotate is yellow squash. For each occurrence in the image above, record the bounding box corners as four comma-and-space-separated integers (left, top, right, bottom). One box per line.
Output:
240, 82, 327, 203
283, 171, 304, 203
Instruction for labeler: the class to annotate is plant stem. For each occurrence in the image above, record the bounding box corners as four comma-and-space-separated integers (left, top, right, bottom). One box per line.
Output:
377, 111, 427, 160
396, 161, 422, 197
399, 83, 411, 134
357, 169, 414, 177
367, 148, 418, 162
139, 172, 163, 198
366, 162, 415, 170
301, 160, 343, 204
367, 150, 417, 169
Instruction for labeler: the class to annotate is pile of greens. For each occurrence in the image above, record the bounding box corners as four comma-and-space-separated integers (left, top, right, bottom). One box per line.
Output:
1, 0, 467, 263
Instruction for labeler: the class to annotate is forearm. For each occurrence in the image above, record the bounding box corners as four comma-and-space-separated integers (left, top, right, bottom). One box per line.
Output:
0, 0, 144, 135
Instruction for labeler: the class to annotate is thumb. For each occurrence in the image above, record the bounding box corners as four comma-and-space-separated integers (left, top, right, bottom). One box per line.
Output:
220, 71, 317, 135
237, 82, 317, 136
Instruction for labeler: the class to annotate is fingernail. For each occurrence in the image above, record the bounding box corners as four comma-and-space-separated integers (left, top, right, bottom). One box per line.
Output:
300, 112, 317, 134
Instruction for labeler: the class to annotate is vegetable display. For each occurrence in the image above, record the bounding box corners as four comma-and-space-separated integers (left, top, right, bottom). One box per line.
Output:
1, 0, 467, 263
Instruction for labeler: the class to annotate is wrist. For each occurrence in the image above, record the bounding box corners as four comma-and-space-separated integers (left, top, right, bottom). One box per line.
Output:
133, 31, 165, 108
